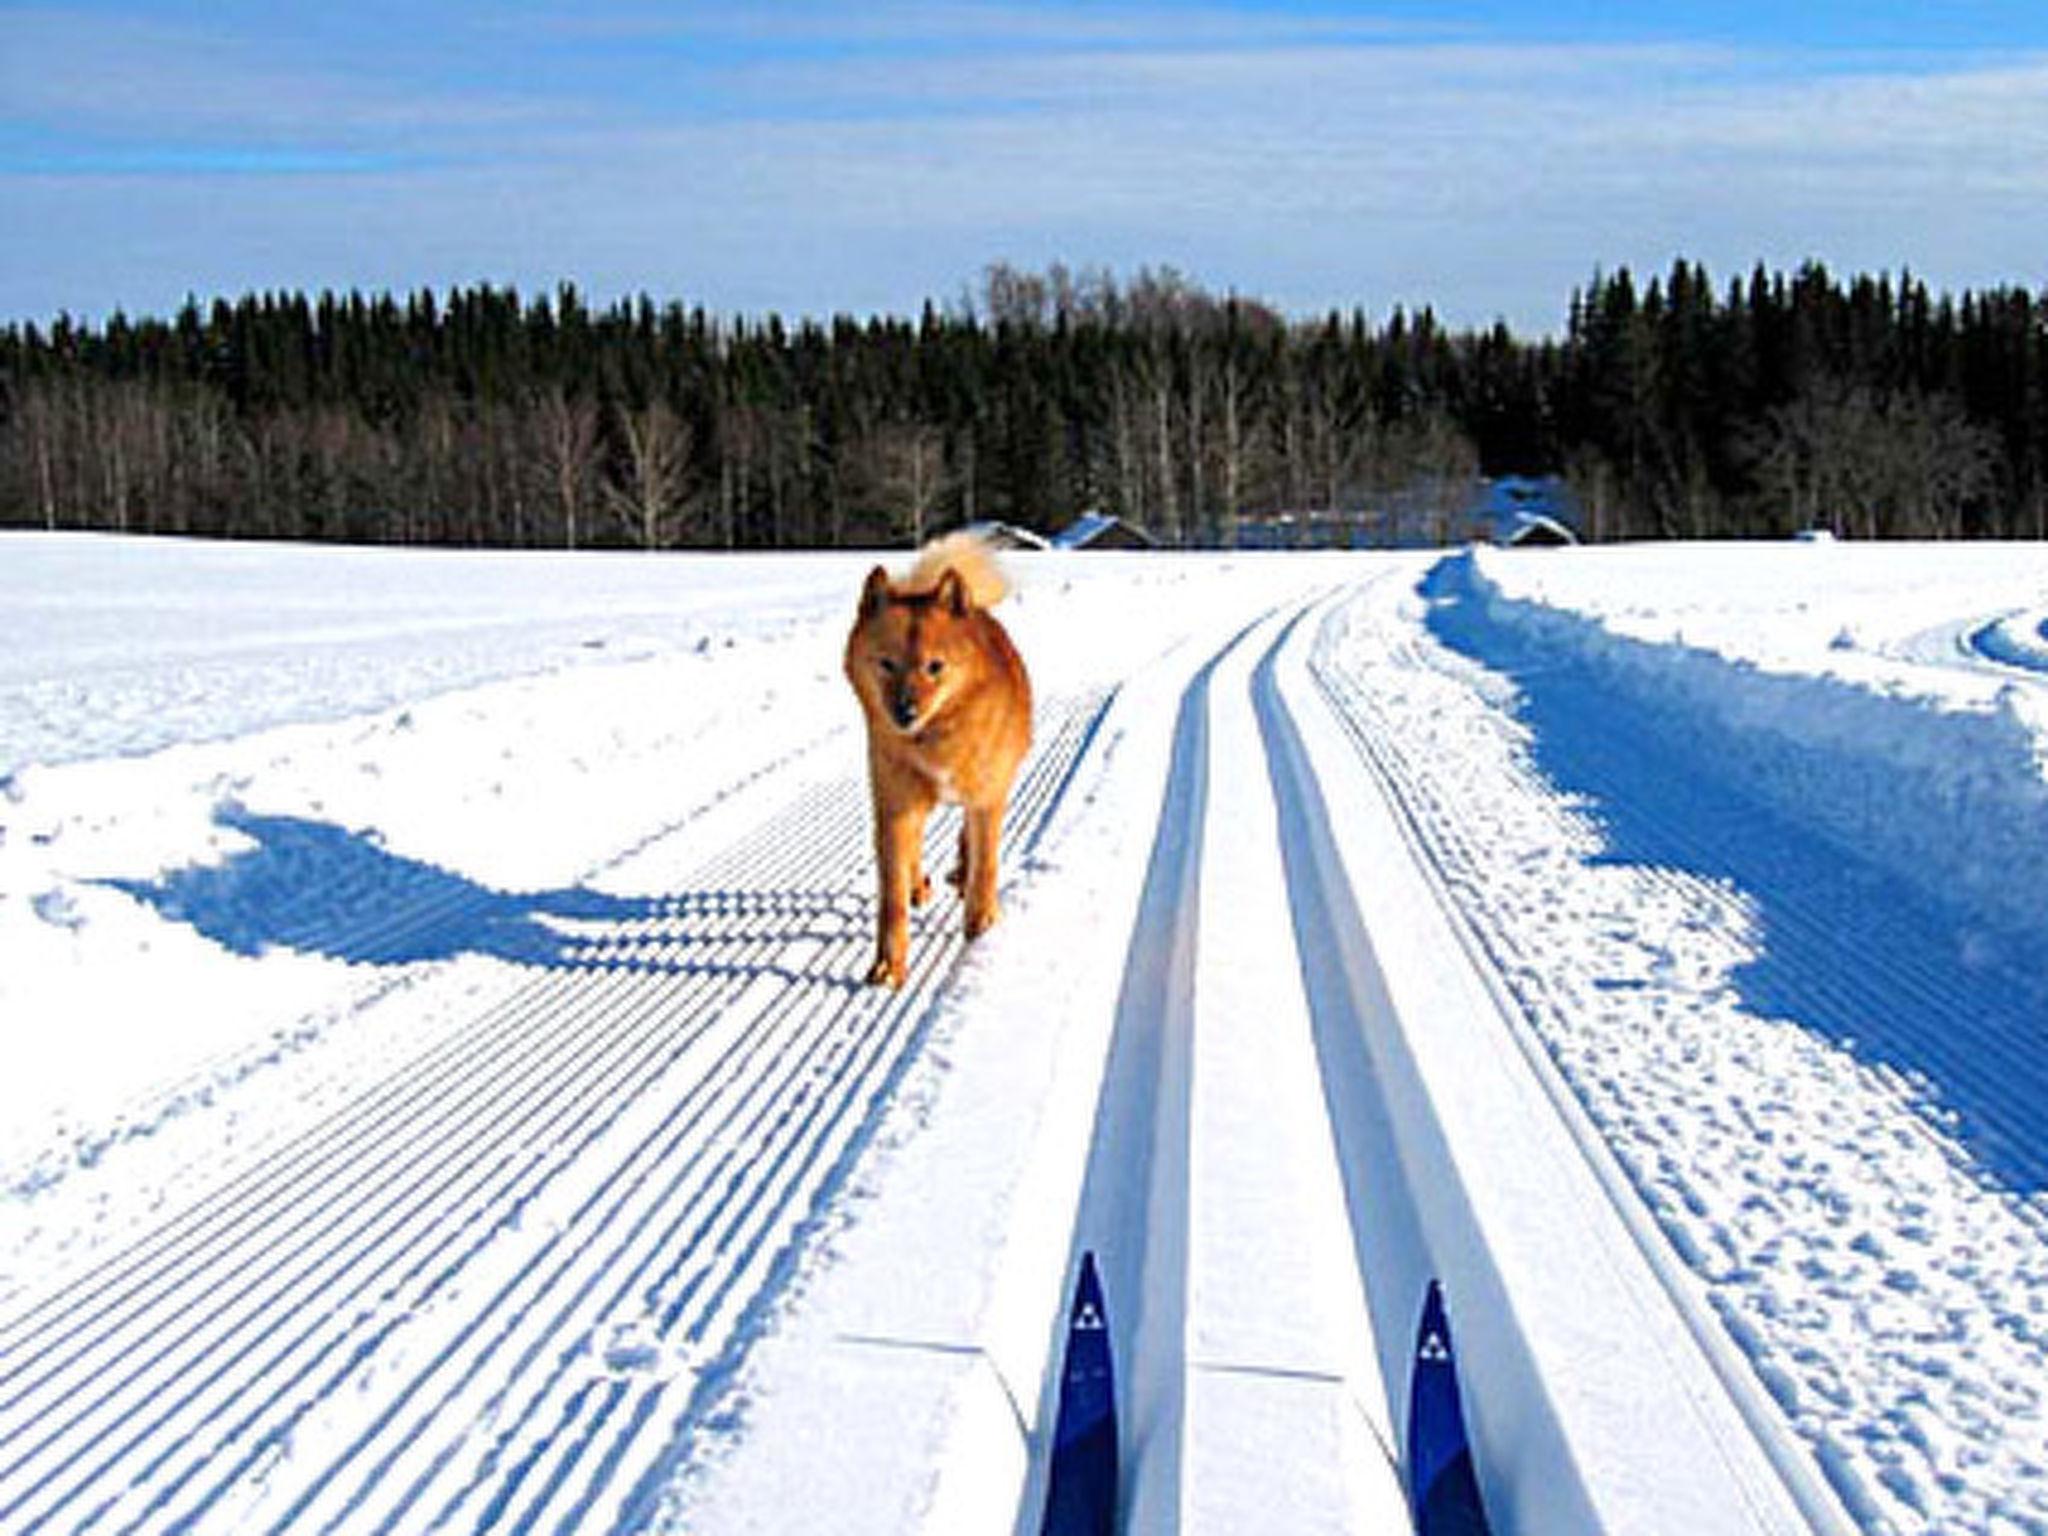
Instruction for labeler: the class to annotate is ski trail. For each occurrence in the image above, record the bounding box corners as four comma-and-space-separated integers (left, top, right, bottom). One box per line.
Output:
1889, 605, 2048, 680
1021, 632, 1230, 1535
1179, 604, 1406, 1532
1248, 605, 1436, 1455
1304, 568, 2026, 1532
0, 689, 1112, 1535
1016, 604, 1407, 1534
0, 721, 851, 1229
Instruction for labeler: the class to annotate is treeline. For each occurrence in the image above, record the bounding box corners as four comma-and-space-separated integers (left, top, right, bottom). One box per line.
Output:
1, 259, 2043, 547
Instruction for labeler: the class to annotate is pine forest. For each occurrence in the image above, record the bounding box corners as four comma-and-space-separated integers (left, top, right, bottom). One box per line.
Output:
3, 259, 2044, 549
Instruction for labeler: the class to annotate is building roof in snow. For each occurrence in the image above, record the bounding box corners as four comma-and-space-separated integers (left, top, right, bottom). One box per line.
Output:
1051, 512, 1155, 549
1468, 476, 1580, 545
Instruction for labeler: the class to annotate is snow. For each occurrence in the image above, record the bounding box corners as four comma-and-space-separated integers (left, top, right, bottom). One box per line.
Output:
4, 531, 2048, 1533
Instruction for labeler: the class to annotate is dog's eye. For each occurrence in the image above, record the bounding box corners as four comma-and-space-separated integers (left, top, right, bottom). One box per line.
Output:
924, 658, 945, 679
877, 657, 900, 676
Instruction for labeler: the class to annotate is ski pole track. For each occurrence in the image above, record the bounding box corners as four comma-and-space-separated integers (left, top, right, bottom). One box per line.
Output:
0, 690, 1111, 1534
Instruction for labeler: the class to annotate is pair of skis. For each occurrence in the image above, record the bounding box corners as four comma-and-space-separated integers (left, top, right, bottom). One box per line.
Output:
1039, 1256, 1489, 1535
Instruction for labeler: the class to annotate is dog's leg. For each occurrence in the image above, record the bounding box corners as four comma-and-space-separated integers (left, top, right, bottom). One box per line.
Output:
868, 799, 927, 987
961, 800, 1005, 940
946, 825, 967, 892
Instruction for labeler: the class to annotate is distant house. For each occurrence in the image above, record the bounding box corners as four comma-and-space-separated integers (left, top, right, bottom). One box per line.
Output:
1051, 512, 1156, 550
958, 519, 1051, 552
1463, 476, 1580, 547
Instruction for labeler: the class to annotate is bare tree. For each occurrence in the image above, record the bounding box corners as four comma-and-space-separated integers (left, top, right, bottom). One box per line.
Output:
608, 399, 693, 549
1383, 410, 1479, 545
99, 381, 172, 534
1563, 443, 1619, 544
863, 419, 949, 544
1754, 380, 1996, 538
1107, 366, 1145, 525
528, 388, 601, 549
1152, 354, 1176, 544
11, 381, 65, 529
1213, 352, 1253, 546
1882, 391, 1997, 538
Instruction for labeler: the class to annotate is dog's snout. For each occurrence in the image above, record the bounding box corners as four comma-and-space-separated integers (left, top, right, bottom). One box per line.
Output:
891, 691, 918, 728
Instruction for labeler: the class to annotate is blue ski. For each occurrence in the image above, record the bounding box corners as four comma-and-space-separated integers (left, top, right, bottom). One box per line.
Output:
1408, 1280, 1492, 1535
1040, 1250, 1118, 1536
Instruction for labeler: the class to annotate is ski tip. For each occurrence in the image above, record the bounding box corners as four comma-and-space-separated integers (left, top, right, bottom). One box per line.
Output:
1072, 1250, 1107, 1329
1042, 1249, 1119, 1536
1408, 1279, 1493, 1536
1416, 1278, 1453, 1364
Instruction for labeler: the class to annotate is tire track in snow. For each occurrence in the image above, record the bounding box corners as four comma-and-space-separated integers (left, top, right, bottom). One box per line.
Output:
0, 691, 1112, 1534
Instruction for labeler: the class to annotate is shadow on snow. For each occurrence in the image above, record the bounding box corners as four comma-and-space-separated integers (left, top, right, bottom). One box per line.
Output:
1421, 555, 2048, 1197
104, 805, 863, 977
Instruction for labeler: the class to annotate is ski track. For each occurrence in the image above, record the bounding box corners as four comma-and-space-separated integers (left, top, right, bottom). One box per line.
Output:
1886, 604, 2048, 683
1022, 620, 1221, 1535
1960, 611, 2048, 677
1312, 569, 2048, 1534
12, 558, 2048, 1533
1011, 601, 1407, 1536
0, 689, 1111, 1535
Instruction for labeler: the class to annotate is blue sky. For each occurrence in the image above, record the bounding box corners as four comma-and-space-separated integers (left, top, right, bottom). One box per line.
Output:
5, 2, 2048, 334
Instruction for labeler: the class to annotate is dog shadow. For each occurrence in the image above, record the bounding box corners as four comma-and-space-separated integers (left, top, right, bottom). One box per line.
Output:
104, 805, 869, 978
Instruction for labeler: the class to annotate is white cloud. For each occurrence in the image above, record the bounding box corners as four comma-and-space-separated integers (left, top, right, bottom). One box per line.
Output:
6, 6, 2048, 332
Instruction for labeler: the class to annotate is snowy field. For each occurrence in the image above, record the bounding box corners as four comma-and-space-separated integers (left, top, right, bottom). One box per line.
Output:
2, 530, 2046, 1534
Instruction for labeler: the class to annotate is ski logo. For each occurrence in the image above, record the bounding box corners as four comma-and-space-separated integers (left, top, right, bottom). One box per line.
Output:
1040, 1251, 1118, 1536
1407, 1279, 1493, 1536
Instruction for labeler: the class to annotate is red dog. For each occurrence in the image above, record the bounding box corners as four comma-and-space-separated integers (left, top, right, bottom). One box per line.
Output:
842, 534, 1033, 987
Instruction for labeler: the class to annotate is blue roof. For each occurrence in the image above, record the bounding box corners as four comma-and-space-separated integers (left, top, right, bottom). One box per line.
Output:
1051, 512, 1127, 549
1467, 476, 1580, 544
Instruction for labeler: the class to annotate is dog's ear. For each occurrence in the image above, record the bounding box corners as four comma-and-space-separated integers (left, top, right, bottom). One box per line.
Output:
861, 566, 891, 617
934, 567, 970, 616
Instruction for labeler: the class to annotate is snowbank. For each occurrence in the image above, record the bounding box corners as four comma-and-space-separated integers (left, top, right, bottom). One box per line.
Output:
1461, 545, 2048, 953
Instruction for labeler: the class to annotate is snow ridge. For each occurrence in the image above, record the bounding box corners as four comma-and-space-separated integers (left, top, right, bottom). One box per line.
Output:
1321, 557, 2048, 1533
1454, 548, 2048, 959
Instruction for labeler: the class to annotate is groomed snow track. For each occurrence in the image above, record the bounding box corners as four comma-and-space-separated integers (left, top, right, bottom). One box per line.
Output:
1, 579, 1870, 1536
0, 692, 1111, 1535
986, 591, 1848, 1534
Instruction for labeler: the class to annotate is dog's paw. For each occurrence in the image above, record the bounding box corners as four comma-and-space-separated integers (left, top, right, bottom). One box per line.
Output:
865, 955, 907, 988
963, 901, 1000, 941
911, 872, 933, 908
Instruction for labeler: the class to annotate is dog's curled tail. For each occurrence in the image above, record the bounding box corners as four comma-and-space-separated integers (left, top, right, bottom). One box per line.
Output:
906, 530, 1011, 609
